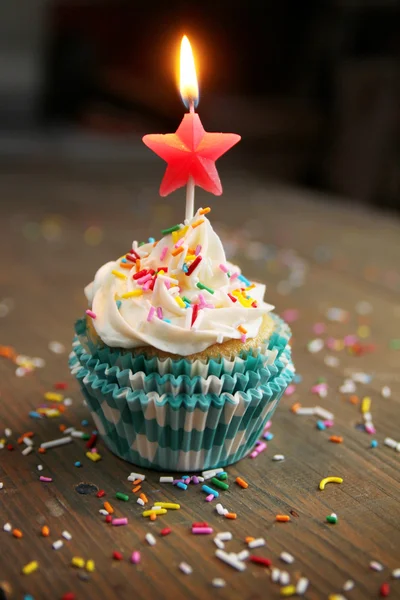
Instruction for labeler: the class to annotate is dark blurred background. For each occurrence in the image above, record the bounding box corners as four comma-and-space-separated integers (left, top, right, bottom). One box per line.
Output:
0, 0, 399, 210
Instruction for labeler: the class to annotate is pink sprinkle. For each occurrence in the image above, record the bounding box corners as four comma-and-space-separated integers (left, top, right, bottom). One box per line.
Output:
311, 383, 327, 394
230, 271, 239, 280
313, 322, 326, 334
219, 263, 229, 273
147, 306, 155, 322
142, 279, 153, 291
175, 237, 185, 248
192, 527, 213, 534
282, 309, 299, 323
137, 273, 152, 285
284, 384, 296, 396
112, 518, 128, 526
160, 246, 168, 261
131, 551, 141, 564
39, 476, 52, 483
91, 447, 97, 453
205, 494, 214, 502
264, 420, 272, 431
157, 307, 163, 319
198, 293, 206, 308
241, 334, 247, 343
344, 334, 358, 346
86, 309, 96, 319
195, 244, 202, 256
365, 424, 376, 434
249, 450, 259, 458
256, 442, 267, 453
323, 420, 335, 428
164, 280, 170, 290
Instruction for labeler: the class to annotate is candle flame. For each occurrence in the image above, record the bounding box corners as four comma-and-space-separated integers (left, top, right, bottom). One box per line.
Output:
180, 35, 199, 109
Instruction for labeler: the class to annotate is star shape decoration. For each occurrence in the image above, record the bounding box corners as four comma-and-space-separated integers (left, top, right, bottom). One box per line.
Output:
142, 113, 241, 196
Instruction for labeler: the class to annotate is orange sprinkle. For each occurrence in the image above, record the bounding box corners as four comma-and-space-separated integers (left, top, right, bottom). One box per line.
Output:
235, 477, 248, 489
199, 207, 211, 215
171, 246, 184, 257
153, 241, 158, 247
12, 529, 23, 538
132, 485, 141, 493
133, 478, 142, 485
291, 402, 301, 413
349, 395, 359, 405
41, 525, 50, 537
139, 493, 148, 504
136, 259, 141, 272
191, 219, 204, 228
120, 262, 134, 269
330, 435, 343, 443
103, 502, 114, 514
17, 431, 34, 444
276, 515, 291, 522
245, 536, 255, 543
0, 345, 17, 361
56, 404, 66, 413
59, 424, 66, 432
237, 325, 247, 335
38, 447, 46, 454
150, 512, 157, 521
224, 513, 237, 520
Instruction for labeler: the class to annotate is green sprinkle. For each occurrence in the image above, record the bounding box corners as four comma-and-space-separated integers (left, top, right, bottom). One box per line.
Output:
82, 433, 91, 440
390, 339, 400, 350
211, 477, 229, 490
161, 224, 181, 235
326, 515, 337, 524
115, 492, 129, 502
217, 472, 228, 480
182, 296, 191, 305
139, 241, 145, 246
197, 282, 215, 294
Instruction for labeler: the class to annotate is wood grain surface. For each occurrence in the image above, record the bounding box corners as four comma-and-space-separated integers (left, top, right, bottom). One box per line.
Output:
0, 162, 399, 600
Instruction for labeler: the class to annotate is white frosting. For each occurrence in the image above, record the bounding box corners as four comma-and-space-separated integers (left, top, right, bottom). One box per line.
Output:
85, 210, 274, 355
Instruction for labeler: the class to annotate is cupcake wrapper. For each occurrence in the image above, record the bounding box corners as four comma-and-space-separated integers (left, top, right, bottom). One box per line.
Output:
70, 312, 294, 471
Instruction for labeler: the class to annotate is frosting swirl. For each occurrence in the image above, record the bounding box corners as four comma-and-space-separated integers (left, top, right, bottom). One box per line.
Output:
85, 209, 274, 355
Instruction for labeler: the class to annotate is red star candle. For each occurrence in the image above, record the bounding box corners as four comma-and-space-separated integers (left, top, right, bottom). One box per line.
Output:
143, 36, 241, 220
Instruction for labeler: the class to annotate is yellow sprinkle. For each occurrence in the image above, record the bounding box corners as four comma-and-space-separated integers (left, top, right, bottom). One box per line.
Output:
185, 254, 196, 262
22, 561, 39, 575
121, 290, 143, 299
71, 557, 85, 568
329, 596, 347, 600
44, 392, 63, 402
86, 559, 95, 572
111, 270, 127, 280
86, 451, 101, 462
153, 502, 180, 510
191, 218, 204, 228
357, 324, 370, 338
319, 476, 343, 490
175, 297, 186, 309
280, 585, 297, 597
39, 409, 61, 418
361, 396, 371, 414
142, 509, 167, 517
199, 207, 211, 215
172, 225, 188, 243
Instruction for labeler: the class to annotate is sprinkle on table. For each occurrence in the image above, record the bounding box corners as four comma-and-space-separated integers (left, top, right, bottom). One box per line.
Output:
319, 476, 344, 490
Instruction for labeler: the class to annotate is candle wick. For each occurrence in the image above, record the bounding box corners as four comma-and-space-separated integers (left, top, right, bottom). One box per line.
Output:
189, 101, 195, 114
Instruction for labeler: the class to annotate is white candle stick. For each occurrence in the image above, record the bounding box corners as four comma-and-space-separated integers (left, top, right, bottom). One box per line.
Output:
185, 176, 195, 221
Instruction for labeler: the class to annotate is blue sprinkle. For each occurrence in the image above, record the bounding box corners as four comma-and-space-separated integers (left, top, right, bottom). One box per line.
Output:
121, 258, 127, 263
176, 481, 187, 490
74, 461, 82, 468
217, 471, 228, 479
29, 411, 42, 419
24, 595, 34, 600
148, 237, 155, 243
263, 432, 274, 441
370, 440, 378, 448
317, 420, 326, 431
238, 274, 251, 286
181, 475, 190, 480
81, 419, 89, 427
201, 485, 219, 498
116, 300, 122, 309
163, 318, 171, 323
182, 263, 189, 273
293, 374, 302, 383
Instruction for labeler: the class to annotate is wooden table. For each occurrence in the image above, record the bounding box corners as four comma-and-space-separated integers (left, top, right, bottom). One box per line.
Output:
0, 161, 399, 600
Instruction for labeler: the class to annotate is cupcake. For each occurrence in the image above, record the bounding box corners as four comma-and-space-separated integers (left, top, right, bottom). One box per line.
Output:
70, 209, 294, 471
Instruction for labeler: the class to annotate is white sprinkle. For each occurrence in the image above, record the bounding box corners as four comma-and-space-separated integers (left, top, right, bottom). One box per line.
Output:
62, 530, 72, 541
202, 468, 223, 480
212, 578, 226, 588
216, 503, 226, 516
314, 406, 334, 420
22, 446, 33, 456
71, 430, 85, 439
63, 397, 73, 406
179, 562, 193, 575
216, 531, 232, 541
63, 427, 75, 435
308, 339, 324, 353
23, 437, 33, 446
272, 454, 285, 461
159, 476, 174, 483
295, 407, 316, 416
280, 551, 294, 564
52, 539, 63, 550
137, 498, 145, 506
370, 560, 384, 571
5, 428, 12, 438
296, 577, 309, 595
99, 509, 109, 516
37, 464, 43, 471
271, 567, 280, 582
49, 341, 65, 354
215, 550, 246, 572
330, 512, 338, 519
392, 568, 400, 579
127, 472, 145, 482
197, 476, 205, 482
340, 381, 357, 394
3, 522, 12, 532
214, 538, 225, 550
343, 580, 355, 591
396, 443, 400, 452
382, 386, 391, 398
324, 355, 339, 367
237, 549, 250, 561
352, 372, 371, 384
248, 538, 266, 549
40, 436, 72, 449
279, 571, 290, 585
0, 483, 3, 490
0, 443, 4, 450
145, 533, 156, 546
363, 412, 373, 423
384, 437, 398, 449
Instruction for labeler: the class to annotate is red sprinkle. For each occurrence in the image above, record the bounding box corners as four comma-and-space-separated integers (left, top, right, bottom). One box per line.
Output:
160, 527, 172, 536
7, 444, 13, 451
186, 256, 202, 276
227, 293, 237, 303
380, 583, 390, 597
191, 303, 199, 326
62, 594, 76, 600
97, 489, 105, 498
86, 433, 98, 449
250, 555, 272, 567
105, 515, 112, 523
133, 269, 149, 280
112, 551, 123, 560
129, 249, 140, 259
157, 267, 168, 273
251, 301, 258, 308
54, 382, 68, 390
192, 522, 209, 528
